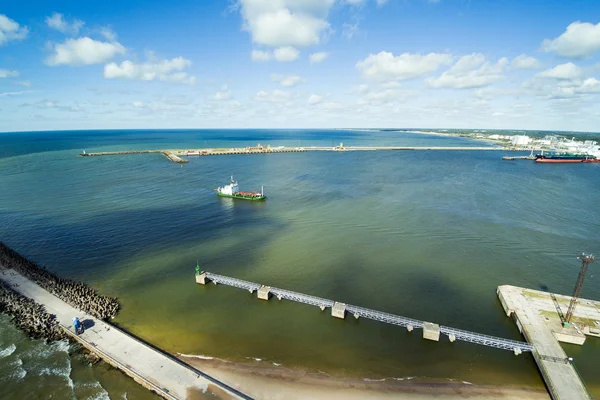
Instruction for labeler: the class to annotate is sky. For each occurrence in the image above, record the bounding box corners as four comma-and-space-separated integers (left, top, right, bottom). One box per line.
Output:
1, 0, 600, 132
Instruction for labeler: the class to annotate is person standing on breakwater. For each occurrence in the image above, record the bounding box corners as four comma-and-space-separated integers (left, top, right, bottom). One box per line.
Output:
73, 316, 84, 334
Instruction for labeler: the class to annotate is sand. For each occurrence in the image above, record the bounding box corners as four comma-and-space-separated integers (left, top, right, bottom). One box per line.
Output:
178, 354, 550, 400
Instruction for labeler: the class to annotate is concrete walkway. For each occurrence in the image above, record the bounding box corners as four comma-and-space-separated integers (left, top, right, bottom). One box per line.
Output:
0, 267, 250, 400
498, 285, 591, 400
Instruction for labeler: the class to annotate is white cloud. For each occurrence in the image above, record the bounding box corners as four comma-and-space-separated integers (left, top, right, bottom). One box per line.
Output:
357, 86, 415, 105
0, 69, 19, 78
376, 0, 389, 5
100, 27, 117, 41
426, 54, 508, 89
238, 0, 334, 47
46, 37, 125, 66
271, 74, 304, 87
274, 46, 299, 62
132, 101, 144, 107
15, 80, 31, 87
212, 84, 232, 100
309, 52, 328, 64
308, 94, 324, 105
356, 51, 452, 81
342, 23, 360, 40
256, 89, 294, 103
537, 62, 583, 80
251, 49, 271, 61
579, 77, 600, 93
322, 101, 344, 110
511, 54, 540, 69
104, 57, 196, 85
0, 90, 32, 97
0, 14, 28, 46
46, 13, 84, 35
541, 22, 600, 58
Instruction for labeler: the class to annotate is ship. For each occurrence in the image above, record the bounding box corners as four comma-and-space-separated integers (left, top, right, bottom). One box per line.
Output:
216, 176, 266, 200
535, 152, 599, 163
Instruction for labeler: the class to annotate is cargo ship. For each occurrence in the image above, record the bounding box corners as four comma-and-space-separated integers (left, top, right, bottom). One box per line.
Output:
535, 152, 599, 163
216, 176, 266, 200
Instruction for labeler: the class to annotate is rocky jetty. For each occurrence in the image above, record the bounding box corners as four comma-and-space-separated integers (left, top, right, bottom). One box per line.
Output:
0, 280, 66, 341
0, 242, 120, 320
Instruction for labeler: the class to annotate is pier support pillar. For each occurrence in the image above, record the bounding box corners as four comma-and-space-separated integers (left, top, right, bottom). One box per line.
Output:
513, 348, 522, 356
448, 334, 456, 343
277, 295, 282, 301
407, 325, 414, 332
257, 286, 271, 301
332, 302, 346, 319
195, 272, 209, 285
423, 322, 440, 342
354, 313, 359, 320
319, 305, 326, 311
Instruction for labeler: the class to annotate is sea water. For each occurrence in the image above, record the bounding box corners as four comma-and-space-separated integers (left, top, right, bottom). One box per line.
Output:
1, 129, 599, 397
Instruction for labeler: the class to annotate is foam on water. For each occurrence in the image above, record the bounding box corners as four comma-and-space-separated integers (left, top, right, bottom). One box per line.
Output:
7, 358, 27, 381
0, 343, 17, 358
87, 392, 110, 400
179, 353, 214, 360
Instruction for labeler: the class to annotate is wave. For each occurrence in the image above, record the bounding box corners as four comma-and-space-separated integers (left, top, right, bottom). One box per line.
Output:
0, 343, 16, 358
87, 392, 110, 400
178, 353, 214, 360
6, 357, 27, 380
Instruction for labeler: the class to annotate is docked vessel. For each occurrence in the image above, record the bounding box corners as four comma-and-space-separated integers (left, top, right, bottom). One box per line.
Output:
216, 176, 266, 200
535, 152, 599, 163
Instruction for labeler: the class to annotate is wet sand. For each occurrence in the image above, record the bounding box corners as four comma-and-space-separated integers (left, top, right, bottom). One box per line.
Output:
178, 354, 550, 400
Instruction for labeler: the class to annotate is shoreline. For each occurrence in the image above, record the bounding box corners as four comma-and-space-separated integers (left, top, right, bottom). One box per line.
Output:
178, 354, 549, 399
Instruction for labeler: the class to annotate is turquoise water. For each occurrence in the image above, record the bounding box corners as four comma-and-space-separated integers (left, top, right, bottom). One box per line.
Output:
1, 129, 599, 397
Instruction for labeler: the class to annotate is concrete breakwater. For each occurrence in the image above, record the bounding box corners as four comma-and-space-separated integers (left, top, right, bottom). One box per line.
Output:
79, 144, 530, 163
2, 266, 250, 400
80, 150, 188, 163
0, 242, 119, 320
0, 279, 66, 341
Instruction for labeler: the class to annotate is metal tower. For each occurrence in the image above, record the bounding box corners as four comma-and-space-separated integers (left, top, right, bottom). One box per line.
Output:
563, 253, 595, 328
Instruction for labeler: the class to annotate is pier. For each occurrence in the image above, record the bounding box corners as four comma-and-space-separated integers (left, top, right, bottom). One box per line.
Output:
79, 144, 531, 163
195, 271, 534, 354
1, 267, 250, 400
498, 285, 598, 399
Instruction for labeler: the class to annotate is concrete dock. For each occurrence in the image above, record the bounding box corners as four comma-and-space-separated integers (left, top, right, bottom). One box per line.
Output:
1, 267, 250, 400
79, 144, 530, 163
498, 285, 598, 400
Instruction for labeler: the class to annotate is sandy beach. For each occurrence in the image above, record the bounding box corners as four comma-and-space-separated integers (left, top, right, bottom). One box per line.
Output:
178, 354, 550, 400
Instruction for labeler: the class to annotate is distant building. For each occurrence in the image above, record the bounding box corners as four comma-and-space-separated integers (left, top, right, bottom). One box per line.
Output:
511, 135, 531, 146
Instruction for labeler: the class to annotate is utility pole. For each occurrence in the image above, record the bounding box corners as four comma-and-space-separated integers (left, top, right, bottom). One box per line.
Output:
563, 253, 595, 328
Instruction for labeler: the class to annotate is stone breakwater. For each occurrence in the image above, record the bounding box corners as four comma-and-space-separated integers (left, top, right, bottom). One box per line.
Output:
0, 242, 120, 320
0, 280, 66, 341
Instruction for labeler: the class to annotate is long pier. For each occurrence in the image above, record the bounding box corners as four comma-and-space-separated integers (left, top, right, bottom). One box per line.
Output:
196, 271, 534, 354
1, 267, 250, 400
79, 145, 534, 163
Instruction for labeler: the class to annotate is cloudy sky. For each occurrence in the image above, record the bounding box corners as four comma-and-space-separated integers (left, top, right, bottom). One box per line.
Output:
1, 0, 600, 132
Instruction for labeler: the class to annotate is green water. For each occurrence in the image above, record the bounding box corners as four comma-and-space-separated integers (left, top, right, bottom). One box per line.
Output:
1, 129, 599, 397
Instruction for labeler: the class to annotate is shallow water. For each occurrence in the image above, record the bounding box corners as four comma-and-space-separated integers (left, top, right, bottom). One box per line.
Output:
1, 129, 599, 397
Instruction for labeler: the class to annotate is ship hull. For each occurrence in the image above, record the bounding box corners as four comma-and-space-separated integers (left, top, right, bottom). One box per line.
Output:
535, 159, 586, 163
217, 192, 266, 201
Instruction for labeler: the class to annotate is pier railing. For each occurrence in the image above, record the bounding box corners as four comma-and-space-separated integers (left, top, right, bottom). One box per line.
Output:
202, 272, 534, 353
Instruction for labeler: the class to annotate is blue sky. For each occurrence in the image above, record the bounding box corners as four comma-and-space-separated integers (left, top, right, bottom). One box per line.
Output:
1, 0, 600, 132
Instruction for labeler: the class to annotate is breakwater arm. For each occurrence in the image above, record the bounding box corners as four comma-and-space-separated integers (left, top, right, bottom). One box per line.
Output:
79, 145, 533, 163
0, 242, 119, 320
0, 266, 250, 400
